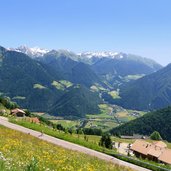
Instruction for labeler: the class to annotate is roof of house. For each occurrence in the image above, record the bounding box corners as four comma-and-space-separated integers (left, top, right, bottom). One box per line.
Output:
131, 140, 171, 165
158, 149, 171, 165
120, 135, 134, 139
153, 141, 167, 148
121, 134, 149, 139
147, 141, 167, 158
131, 140, 152, 155
147, 146, 164, 158
11, 108, 25, 114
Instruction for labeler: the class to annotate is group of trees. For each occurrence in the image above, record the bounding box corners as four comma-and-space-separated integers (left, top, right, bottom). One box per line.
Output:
55, 126, 103, 136
82, 128, 102, 136
0, 96, 19, 109
99, 134, 112, 149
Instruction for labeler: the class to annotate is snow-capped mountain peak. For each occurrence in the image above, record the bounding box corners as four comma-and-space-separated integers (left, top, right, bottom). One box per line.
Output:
78, 51, 124, 59
9, 46, 126, 60
9, 45, 49, 58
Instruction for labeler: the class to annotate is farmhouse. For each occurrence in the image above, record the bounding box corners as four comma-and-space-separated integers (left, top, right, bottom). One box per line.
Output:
11, 108, 26, 117
131, 140, 171, 165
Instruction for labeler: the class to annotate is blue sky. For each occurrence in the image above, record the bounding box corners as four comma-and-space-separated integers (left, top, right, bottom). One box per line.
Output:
0, 0, 171, 65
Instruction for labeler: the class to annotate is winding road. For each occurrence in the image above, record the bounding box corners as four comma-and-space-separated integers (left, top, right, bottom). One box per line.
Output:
0, 117, 150, 171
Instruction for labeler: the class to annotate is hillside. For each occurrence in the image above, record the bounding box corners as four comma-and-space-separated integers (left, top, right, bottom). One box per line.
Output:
92, 54, 162, 88
114, 63, 171, 110
0, 126, 130, 171
0, 47, 101, 116
0, 48, 62, 112
49, 85, 101, 117
110, 106, 171, 141
38, 50, 103, 87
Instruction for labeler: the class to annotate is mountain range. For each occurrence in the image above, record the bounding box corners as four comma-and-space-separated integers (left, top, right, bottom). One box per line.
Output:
0, 45, 165, 117
11, 46, 162, 88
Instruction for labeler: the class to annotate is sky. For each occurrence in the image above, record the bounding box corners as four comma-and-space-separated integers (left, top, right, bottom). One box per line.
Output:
0, 0, 171, 65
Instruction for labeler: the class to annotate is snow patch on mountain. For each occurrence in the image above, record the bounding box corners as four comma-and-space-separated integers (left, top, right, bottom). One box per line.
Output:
9, 46, 49, 58
78, 51, 125, 59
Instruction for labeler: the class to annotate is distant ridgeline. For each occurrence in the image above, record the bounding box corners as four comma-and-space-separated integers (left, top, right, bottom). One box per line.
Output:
0, 45, 164, 117
110, 106, 171, 142
113, 63, 171, 111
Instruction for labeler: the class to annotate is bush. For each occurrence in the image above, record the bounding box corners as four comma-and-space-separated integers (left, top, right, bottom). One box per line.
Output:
24, 109, 31, 117
56, 124, 65, 131
99, 134, 112, 149
150, 131, 162, 140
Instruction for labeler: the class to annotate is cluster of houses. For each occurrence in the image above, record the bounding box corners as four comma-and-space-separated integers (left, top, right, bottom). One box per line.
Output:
131, 140, 171, 165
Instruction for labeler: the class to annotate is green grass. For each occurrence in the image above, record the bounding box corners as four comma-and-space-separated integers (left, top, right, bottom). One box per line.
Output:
127, 110, 146, 116
0, 125, 130, 171
115, 110, 146, 123
108, 90, 121, 99
51, 81, 65, 90
90, 84, 107, 92
9, 118, 171, 171
0, 104, 10, 115
12, 96, 26, 100
99, 104, 113, 114
124, 74, 145, 81
59, 80, 73, 88
115, 111, 130, 123
87, 104, 113, 119
85, 120, 119, 132
50, 119, 79, 128
86, 114, 113, 119
33, 84, 46, 89
51, 80, 73, 90
9, 118, 109, 153
0, 104, 5, 110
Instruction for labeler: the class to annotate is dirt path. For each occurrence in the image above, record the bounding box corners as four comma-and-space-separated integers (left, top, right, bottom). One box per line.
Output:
0, 117, 150, 171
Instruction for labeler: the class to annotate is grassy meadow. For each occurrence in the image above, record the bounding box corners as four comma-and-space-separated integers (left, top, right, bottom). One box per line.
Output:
0, 125, 133, 171
8, 118, 171, 171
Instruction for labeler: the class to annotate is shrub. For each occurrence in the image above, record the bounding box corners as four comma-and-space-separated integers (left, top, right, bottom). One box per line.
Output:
99, 134, 112, 149
150, 131, 162, 140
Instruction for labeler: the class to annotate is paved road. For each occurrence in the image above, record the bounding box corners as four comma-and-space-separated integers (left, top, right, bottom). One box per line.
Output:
0, 117, 150, 171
